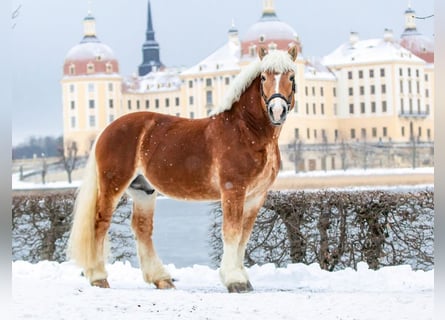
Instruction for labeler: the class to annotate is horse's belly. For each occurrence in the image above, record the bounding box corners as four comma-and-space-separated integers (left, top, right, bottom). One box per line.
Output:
145, 165, 221, 201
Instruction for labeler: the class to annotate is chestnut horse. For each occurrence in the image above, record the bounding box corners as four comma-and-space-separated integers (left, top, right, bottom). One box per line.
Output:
67, 46, 297, 293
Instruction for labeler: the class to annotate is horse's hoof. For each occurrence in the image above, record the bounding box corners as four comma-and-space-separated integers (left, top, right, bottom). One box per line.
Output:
154, 279, 176, 289
91, 279, 110, 288
227, 281, 253, 293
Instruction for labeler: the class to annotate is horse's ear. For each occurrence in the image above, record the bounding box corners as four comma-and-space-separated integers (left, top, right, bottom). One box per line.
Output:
258, 46, 268, 60
288, 45, 298, 61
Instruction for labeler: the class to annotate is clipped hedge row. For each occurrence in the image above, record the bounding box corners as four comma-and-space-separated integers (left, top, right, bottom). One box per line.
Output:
12, 191, 135, 264
12, 188, 433, 272
209, 189, 434, 271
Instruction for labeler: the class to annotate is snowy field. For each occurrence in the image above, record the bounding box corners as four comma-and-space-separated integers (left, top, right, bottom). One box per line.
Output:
12, 168, 435, 319
13, 260, 433, 320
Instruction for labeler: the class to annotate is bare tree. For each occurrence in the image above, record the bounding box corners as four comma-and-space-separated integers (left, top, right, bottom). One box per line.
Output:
59, 141, 78, 184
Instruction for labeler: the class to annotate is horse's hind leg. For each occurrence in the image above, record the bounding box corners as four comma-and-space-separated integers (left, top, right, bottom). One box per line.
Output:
128, 176, 174, 289
86, 192, 121, 288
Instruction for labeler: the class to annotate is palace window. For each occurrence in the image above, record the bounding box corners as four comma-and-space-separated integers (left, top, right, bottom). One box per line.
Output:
165, 98, 170, 108
372, 127, 377, 138
371, 102, 376, 113
360, 102, 365, 114
70, 116, 76, 129
349, 104, 354, 114
369, 69, 374, 78
89, 115, 96, 127
381, 84, 386, 94
89, 99, 95, 109
188, 80, 193, 88
70, 101, 75, 110
382, 101, 387, 113
383, 127, 388, 137
189, 96, 194, 106
69, 64, 75, 75
145, 100, 150, 109
175, 97, 180, 106
348, 71, 352, 79
137, 100, 141, 109
109, 115, 114, 123
87, 63, 95, 74
127, 100, 131, 110
380, 68, 385, 77
350, 128, 356, 139
206, 91, 213, 106
206, 78, 212, 87
155, 99, 159, 108
358, 70, 363, 79
88, 83, 95, 92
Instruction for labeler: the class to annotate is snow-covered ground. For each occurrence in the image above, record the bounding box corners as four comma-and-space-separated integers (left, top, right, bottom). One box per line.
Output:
11, 168, 435, 319
12, 260, 433, 320
12, 167, 434, 190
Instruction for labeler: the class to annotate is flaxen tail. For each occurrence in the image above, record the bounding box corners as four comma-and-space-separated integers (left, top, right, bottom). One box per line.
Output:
67, 142, 99, 270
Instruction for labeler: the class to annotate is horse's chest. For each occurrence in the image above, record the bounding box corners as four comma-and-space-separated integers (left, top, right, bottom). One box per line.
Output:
249, 144, 279, 194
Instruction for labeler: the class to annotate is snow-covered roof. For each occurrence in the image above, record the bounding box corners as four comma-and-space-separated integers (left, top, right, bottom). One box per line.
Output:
181, 39, 241, 76
322, 38, 425, 67
400, 32, 434, 63
304, 60, 336, 81
242, 19, 298, 43
123, 68, 182, 93
65, 41, 117, 62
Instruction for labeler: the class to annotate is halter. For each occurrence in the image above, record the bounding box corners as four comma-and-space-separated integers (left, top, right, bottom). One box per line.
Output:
260, 77, 296, 111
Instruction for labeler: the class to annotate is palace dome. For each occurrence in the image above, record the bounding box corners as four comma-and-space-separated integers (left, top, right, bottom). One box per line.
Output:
400, 33, 434, 64
399, 6, 434, 63
63, 13, 119, 76
241, 0, 301, 57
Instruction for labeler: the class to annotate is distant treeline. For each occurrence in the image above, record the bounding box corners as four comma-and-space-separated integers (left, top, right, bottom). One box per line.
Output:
13, 135, 63, 159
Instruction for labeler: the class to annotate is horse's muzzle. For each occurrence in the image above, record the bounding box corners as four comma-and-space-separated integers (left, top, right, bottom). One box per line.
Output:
267, 100, 288, 126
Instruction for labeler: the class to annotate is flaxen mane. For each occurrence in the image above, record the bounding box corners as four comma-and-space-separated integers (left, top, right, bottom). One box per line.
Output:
214, 50, 298, 114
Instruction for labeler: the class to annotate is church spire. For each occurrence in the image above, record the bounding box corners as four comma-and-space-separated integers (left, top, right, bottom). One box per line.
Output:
138, 0, 163, 76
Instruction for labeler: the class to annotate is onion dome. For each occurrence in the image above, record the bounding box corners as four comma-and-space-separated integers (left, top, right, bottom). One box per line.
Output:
241, 0, 301, 57
399, 4, 434, 63
63, 12, 119, 76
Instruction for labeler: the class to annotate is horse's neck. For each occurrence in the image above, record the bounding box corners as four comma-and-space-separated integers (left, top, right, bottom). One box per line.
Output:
230, 77, 280, 141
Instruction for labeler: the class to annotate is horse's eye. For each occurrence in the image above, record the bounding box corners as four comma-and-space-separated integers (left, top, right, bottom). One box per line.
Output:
289, 75, 295, 82
261, 75, 266, 82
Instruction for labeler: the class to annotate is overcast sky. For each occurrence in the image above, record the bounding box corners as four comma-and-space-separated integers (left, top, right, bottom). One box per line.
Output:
10, 0, 434, 145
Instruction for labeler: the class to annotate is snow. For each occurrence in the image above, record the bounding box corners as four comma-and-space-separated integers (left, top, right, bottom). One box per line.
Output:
11, 167, 434, 191
12, 167, 434, 318
322, 37, 425, 67
12, 260, 433, 319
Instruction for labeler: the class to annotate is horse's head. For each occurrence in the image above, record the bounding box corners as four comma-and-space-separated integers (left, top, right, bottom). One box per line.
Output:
258, 46, 298, 126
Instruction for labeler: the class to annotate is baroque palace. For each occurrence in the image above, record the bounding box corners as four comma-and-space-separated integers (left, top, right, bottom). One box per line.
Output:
61, 0, 434, 171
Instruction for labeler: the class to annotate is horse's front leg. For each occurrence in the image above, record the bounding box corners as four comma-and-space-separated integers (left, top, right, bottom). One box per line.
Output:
219, 190, 252, 293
